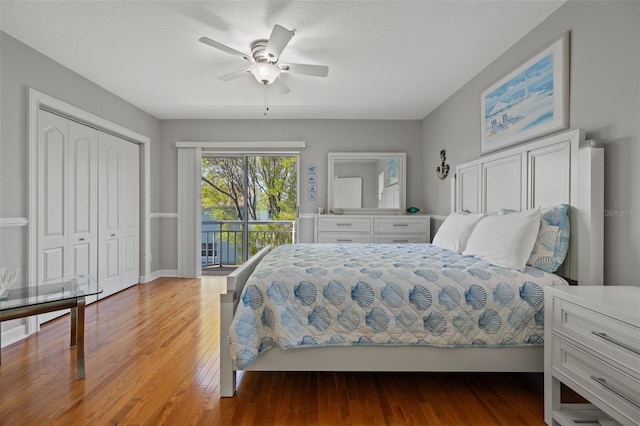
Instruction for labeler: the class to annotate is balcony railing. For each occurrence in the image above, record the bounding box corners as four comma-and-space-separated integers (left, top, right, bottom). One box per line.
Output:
201, 220, 296, 267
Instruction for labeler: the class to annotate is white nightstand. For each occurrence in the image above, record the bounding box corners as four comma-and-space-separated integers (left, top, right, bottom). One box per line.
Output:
544, 286, 640, 426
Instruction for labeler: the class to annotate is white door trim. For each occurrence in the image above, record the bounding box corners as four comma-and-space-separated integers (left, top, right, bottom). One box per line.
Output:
28, 89, 152, 323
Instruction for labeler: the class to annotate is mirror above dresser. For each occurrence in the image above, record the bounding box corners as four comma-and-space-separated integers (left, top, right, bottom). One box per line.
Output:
327, 152, 406, 215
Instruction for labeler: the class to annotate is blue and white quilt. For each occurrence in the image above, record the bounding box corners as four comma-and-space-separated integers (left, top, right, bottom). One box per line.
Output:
229, 243, 567, 369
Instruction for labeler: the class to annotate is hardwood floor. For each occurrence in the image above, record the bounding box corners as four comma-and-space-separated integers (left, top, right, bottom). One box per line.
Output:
0, 277, 548, 425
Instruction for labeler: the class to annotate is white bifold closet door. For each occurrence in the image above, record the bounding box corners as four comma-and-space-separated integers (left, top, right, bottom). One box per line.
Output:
36, 110, 139, 324
98, 132, 139, 298
37, 111, 99, 323
69, 121, 99, 301
120, 140, 140, 288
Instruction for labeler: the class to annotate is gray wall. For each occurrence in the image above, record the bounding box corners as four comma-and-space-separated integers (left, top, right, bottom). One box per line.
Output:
0, 30, 423, 275
4, 0, 637, 284
0, 32, 161, 275
158, 119, 423, 265
421, 1, 640, 285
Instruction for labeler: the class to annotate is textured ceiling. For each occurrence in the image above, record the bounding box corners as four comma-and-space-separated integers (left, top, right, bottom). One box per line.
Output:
0, 1, 564, 120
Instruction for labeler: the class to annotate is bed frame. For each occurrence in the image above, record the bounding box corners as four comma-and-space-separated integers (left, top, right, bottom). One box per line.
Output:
220, 129, 604, 396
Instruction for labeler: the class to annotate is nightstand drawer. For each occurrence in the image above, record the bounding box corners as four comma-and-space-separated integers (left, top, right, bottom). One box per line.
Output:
316, 233, 371, 244
554, 299, 640, 375
553, 337, 640, 425
317, 217, 371, 232
373, 218, 428, 234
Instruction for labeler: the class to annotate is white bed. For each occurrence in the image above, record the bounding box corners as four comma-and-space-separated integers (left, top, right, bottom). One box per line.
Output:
219, 129, 604, 397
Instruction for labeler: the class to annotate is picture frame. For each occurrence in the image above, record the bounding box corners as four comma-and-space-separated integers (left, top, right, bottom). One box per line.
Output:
308, 174, 317, 183
308, 191, 317, 201
480, 32, 570, 154
308, 182, 316, 192
307, 164, 317, 174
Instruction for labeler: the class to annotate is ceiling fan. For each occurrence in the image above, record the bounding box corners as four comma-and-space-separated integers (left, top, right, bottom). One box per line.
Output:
199, 24, 329, 95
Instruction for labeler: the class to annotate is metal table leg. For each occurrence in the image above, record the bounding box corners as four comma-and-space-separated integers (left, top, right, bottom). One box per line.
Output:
70, 305, 77, 347
76, 297, 86, 379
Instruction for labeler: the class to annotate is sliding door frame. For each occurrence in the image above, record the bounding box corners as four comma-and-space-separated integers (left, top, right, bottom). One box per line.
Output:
176, 141, 305, 278
201, 152, 300, 265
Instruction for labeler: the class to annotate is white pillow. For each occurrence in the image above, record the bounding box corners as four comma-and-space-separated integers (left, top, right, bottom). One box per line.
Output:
432, 212, 486, 253
462, 207, 541, 270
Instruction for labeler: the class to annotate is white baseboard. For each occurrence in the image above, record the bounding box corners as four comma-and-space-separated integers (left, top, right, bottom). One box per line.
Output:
1, 323, 29, 348
148, 269, 178, 281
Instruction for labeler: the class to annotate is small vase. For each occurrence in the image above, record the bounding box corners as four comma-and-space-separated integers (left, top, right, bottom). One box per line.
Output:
0, 267, 20, 300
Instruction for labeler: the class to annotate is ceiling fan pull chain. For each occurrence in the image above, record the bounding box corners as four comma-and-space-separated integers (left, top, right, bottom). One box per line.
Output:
264, 85, 270, 116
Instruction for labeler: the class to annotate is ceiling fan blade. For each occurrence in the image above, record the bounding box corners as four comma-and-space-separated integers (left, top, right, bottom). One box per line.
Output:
264, 24, 294, 62
217, 68, 251, 81
270, 78, 291, 95
278, 62, 329, 78
199, 37, 252, 62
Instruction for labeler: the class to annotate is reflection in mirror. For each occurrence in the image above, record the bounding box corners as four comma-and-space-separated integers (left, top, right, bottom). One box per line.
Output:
327, 152, 406, 214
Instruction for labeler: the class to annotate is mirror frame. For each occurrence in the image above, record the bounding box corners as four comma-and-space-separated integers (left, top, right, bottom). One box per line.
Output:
327, 152, 406, 215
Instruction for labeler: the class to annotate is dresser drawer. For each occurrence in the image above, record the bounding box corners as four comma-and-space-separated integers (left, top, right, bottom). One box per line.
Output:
317, 217, 371, 233
552, 337, 640, 425
316, 233, 371, 244
374, 235, 428, 244
553, 299, 640, 375
373, 218, 428, 234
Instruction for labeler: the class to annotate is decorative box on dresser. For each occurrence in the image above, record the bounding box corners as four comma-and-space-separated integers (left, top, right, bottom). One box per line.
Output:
544, 286, 640, 426
314, 215, 430, 244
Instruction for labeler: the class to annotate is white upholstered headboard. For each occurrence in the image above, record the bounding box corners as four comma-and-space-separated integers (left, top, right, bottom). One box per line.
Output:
452, 129, 604, 285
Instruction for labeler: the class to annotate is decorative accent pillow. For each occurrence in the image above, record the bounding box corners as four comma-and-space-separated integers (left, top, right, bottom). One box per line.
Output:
527, 204, 570, 273
462, 207, 541, 270
432, 212, 486, 253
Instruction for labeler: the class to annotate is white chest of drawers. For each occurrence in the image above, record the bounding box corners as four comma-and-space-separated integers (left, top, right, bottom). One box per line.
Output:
314, 215, 430, 244
544, 286, 640, 426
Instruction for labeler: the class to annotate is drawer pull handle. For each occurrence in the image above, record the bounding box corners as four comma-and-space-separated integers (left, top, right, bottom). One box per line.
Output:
337, 239, 352, 242
591, 331, 640, 355
392, 224, 409, 227
336, 223, 352, 227
591, 376, 640, 409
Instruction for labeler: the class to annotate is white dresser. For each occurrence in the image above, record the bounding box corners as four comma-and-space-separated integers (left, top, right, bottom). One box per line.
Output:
314, 215, 430, 244
544, 286, 640, 426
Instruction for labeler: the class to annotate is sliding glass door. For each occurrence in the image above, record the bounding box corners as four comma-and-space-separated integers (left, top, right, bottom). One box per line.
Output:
201, 154, 298, 270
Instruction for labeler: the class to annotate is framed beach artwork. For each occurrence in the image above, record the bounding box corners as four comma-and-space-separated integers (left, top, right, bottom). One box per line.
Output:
480, 32, 570, 154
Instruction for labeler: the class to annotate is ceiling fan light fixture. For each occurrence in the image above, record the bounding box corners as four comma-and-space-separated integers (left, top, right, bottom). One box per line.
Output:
250, 63, 281, 85
200, 23, 329, 93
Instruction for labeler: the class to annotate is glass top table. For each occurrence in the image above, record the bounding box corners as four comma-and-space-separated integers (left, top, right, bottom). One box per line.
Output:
0, 275, 102, 378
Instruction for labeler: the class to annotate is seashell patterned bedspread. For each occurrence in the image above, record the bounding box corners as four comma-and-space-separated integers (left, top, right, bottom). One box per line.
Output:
229, 243, 567, 369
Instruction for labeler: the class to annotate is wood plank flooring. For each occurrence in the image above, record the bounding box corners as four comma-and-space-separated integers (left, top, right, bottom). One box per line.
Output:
0, 277, 549, 425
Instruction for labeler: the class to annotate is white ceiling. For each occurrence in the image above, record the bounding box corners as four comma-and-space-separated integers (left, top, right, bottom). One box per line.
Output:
0, 1, 564, 120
